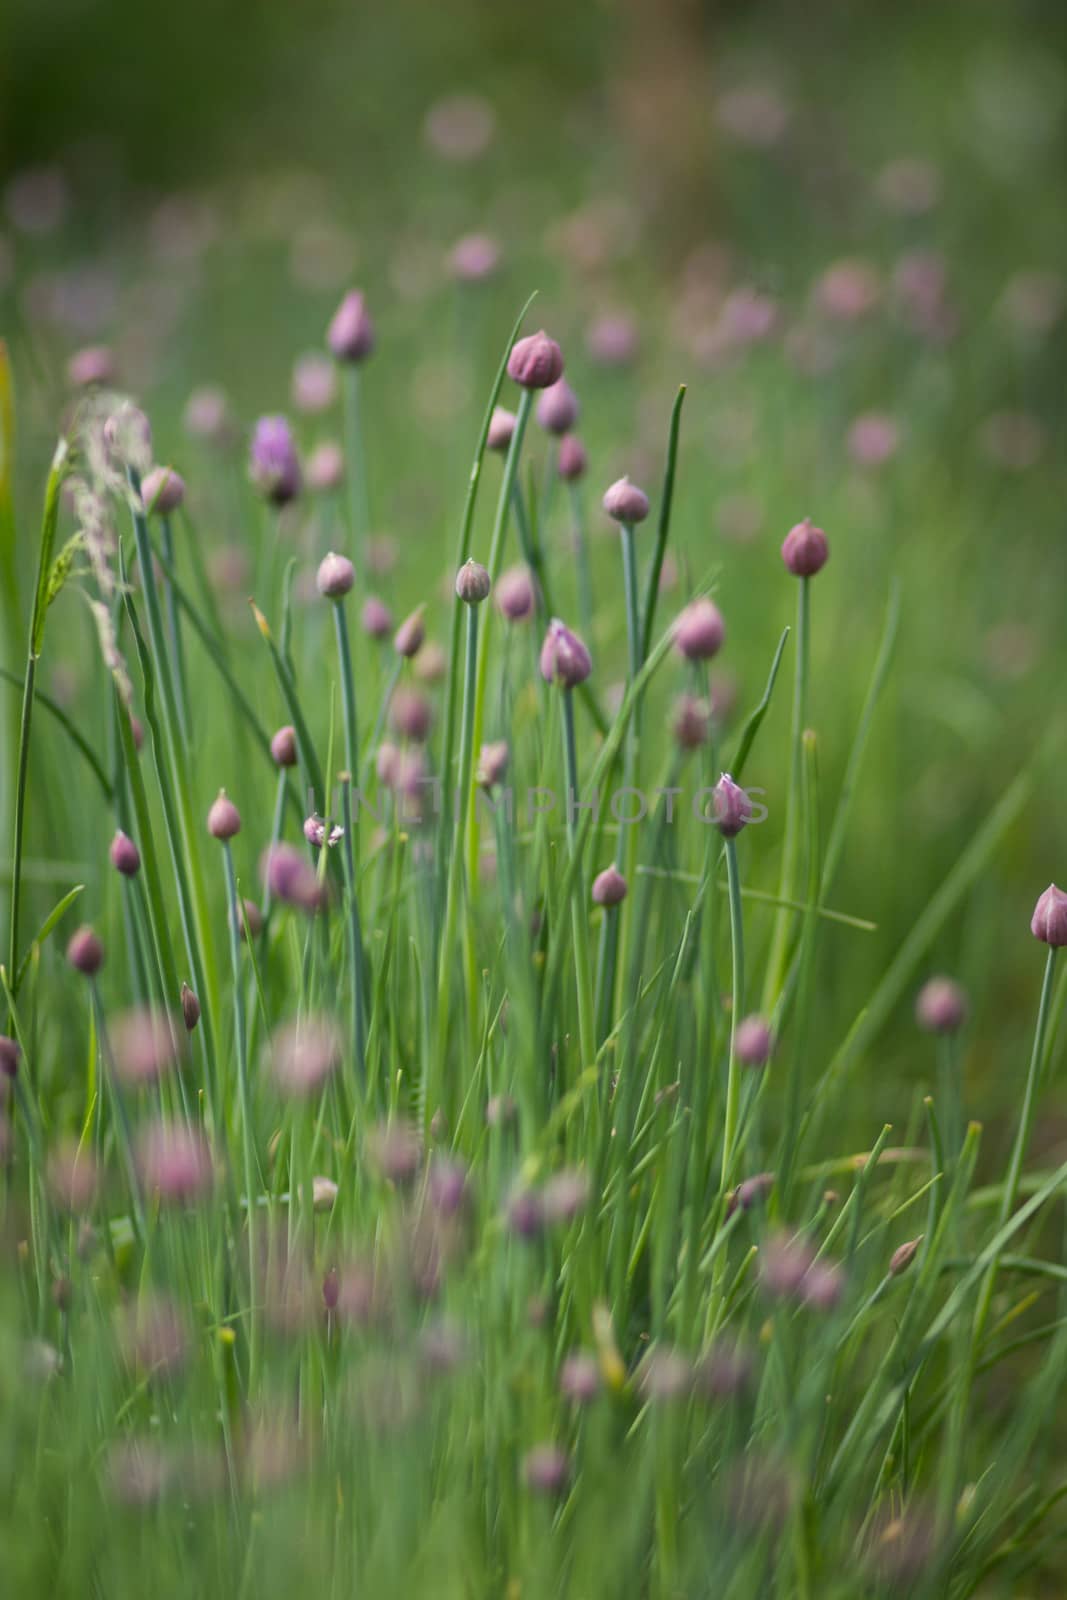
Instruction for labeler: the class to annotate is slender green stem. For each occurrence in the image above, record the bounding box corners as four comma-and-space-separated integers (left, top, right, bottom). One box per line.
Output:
569, 483, 594, 641
719, 837, 745, 1194
222, 842, 261, 1386
763, 576, 810, 1009
160, 515, 189, 748
434, 603, 481, 1117
561, 689, 595, 1073
332, 602, 367, 1084
465, 388, 534, 898
8, 440, 67, 1012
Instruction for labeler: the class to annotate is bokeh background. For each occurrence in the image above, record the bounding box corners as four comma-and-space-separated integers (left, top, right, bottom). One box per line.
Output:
2, 0, 1067, 1157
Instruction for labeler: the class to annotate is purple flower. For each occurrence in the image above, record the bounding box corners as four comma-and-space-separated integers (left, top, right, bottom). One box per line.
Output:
540, 618, 591, 688
735, 1015, 773, 1067
249, 416, 301, 506
268, 1017, 343, 1097
67, 345, 116, 388
67, 925, 104, 977
1031, 884, 1067, 947
674, 598, 725, 661
712, 773, 751, 838
536, 378, 579, 436
486, 406, 516, 454
141, 466, 186, 517
291, 352, 338, 414
507, 330, 564, 390
261, 844, 328, 914
306, 441, 345, 493
781, 517, 829, 578
557, 435, 587, 482
207, 789, 241, 840
915, 977, 968, 1034
317, 551, 355, 599
110, 829, 141, 878
592, 865, 627, 907
602, 475, 650, 525
495, 565, 536, 622
270, 725, 298, 768
448, 232, 500, 283
327, 290, 375, 363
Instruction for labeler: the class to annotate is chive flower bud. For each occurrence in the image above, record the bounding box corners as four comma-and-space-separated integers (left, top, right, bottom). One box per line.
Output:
540, 618, 592, 687
109, 829, 141, 878
1031, 884, 1067, 946
317, 551, 355, 599
207, 789, 241, 840
455, 558, 491, 605
507, 330, 564, 390
327, 290, 376, 363
602, 475, 650, 525
781, 517, 829, 577
712, 773, 751, 837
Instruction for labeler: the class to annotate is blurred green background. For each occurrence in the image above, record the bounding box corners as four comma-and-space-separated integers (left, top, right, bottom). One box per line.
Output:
2, 0, 1067, 1161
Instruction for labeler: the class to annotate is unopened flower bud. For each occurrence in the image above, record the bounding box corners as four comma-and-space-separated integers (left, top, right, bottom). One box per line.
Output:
67, 925, 104, 976
328, 290, 375, 363
487, 406, 516, 453
712, 773, 751, 838
540, 618, 592, 688
496, 565, 536, 622
180, 983, 201, 1033
602, 475, 650, 525
915, 977, 968, 1034
889, 1237, 921, 1277
507, 330, 564, 390
207, 789, 241, 840
592, 865, 627, 907
110, 830, 141, 877
394, 607, 426, 659
735, 1015, 773, 1067
455, 559, 491, 605
781, 517, 829, 578
536, 379, 579, 436
1031, 884, 1067, 947
270, 725, 298, 768
557, 434, 587, 482
674, 598, 725, 660
317, 551, 355, 599
249, 415, 301, 506
361, 596, 393, 638
141, 466, 186, 516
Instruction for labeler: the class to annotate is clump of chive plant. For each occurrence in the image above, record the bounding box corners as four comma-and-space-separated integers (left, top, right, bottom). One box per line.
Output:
3, 291, 1067, 1600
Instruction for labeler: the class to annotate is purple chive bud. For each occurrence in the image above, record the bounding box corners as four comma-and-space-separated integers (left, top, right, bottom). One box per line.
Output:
602, 476, 650, 525
477, 740, 509, 789
507, 330, 564, 390
109, 829, 141, 878
207, 789, 241, 840
183, 386, 231, 444
674, 598, 725, 661
592, 865, 628, 907
328, 290, 376, 363
110, 1007, 185, 1087
890, 1237, 922, 1277
270, 724, 298, 768
536, 378, 580, 436
394, 607, 426, 659
249, 415, 301, 506
735, 1014, 773, 1067
506, 1185, 544, 1238
559, 1351, 601, 1404
540, 618, 592, 687
487, 406, 517, 454
141, 466, 186, 516
727, 1171, 775, 1217
713, 773, 752, 838
557, 434, 587, 482
366, 1120, 422, 1184
361, 596, 393, 638
915, 977, 968, 1035
237, 898, 263, 940
496, 565, 536, 622
389, 687, 433, 742
180, 983, 200, 1033
1031, 884, 1067, 947
291, 352, 338, 415
455, 558, 491, 605
672, 693, 711, 750
449, 232, 500, 283
261, 844, 327, 915
0, 1035, 20, 1080
136, 1122, 214, 1204
67, 345, 115, 388
427, 1154, 469, 1218
486, 1093, 517, 1128
306, 441, 345, 493
67, 925, 104, 977
268, 1017, 343, 1098
522, 1444, 569, 1496
781, 517, 829, 578
317, 551, 355, 599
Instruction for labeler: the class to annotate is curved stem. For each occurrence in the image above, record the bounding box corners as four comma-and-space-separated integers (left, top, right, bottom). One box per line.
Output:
719, 837, 745, 1195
